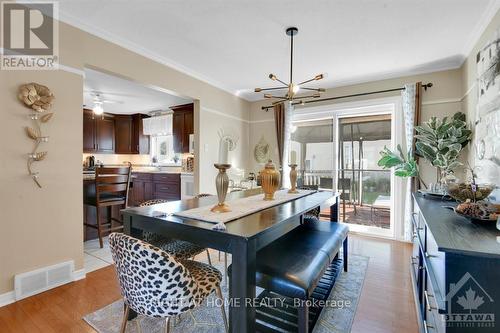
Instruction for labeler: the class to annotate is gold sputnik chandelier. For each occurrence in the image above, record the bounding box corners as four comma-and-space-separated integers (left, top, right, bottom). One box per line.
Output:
254, 27, 326, 105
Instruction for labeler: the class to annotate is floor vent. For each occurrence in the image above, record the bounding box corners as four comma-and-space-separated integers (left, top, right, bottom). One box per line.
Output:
14, 260, 75, 300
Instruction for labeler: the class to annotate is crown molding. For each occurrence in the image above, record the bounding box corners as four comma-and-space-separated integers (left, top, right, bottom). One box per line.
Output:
461, 0, 500, 58
201, 106, 250, 123
57, 10, 240, 100
57, 2, 496, 103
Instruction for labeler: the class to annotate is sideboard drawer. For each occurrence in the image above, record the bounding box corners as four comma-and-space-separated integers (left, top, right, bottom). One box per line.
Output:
424, 269, 446, 333
425, 229, 446, 299
411, 212, 425, 249
411, 235, 421, 279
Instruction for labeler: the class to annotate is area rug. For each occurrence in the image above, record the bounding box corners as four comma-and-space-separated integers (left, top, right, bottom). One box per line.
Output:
83, 253, 369, 333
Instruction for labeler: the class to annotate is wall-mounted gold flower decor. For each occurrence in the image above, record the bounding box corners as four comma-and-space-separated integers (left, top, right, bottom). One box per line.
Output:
18, 83, 55, 188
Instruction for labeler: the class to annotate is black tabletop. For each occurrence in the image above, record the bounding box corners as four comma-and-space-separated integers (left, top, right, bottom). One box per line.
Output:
414, 193, 500, 258
121, 189, 338, 239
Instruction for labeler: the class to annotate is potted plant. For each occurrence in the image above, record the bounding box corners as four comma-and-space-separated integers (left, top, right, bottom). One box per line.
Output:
378, 144, 426, 188
414, 112, 471, 183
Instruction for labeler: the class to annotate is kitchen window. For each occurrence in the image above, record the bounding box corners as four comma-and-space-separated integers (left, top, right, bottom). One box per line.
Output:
150, 135, 180, 165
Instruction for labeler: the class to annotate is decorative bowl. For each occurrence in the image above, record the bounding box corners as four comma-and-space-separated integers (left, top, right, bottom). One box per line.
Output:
452, 201, 500, 223
445, 182, 494, 202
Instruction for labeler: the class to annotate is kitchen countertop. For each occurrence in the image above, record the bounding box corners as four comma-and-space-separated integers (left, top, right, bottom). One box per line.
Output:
83, 169, 193, 180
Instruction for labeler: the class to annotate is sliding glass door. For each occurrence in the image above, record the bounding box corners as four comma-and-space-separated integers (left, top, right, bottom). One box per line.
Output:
337, 115, 392, 234
290, 119, 334, 220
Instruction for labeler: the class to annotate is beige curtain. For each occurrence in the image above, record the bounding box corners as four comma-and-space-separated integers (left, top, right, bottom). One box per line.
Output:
401, 82, 422, 241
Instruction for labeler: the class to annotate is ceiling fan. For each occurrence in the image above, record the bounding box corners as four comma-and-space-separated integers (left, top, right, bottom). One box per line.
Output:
85, 91, 124, 115
254, 27, 326, 105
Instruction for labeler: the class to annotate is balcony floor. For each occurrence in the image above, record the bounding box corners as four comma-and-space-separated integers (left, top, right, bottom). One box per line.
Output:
321, 203, 390, 229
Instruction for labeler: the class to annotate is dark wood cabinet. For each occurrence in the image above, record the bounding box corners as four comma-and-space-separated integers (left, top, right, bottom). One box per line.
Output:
132, 114, 150, 155
171, 103, 194, 153
114, 115, 133, 154
96, 114, 115, 153
128, 172, 180, 206
83, 109, 96, 152
115, 114, 150, 155
83, 110, 149, 154
83, 109, 114, 153
129, 177, 154, 206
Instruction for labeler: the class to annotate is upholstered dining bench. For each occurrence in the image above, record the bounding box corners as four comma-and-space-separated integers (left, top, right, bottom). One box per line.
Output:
229, 218, 348, 333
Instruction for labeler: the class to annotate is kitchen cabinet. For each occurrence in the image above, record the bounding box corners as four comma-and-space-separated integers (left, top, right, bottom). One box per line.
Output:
83, 110, 149, 154
171, 103, 194, 153
83, 109, 115, 153
114, 115, 133, 154
115, 114, 150, 154
96, 114, 115, 153
128, 172, 180, 206
129, 173, 154, 206
132, 114, 150, 154
83, 109, 96, 152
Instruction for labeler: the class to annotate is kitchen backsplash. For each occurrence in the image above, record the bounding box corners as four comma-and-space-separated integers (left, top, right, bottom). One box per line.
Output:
82, 153, 151, 166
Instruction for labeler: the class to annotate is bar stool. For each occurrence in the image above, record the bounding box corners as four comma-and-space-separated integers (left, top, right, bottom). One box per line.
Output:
84, 164, 132, 248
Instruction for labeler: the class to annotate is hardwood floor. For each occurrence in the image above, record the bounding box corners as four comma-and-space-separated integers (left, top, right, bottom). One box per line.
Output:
0, 235, 418, 333
350, 234, 418, 333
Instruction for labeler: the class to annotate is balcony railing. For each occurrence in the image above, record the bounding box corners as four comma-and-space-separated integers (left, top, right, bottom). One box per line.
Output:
297, 168, 390, 205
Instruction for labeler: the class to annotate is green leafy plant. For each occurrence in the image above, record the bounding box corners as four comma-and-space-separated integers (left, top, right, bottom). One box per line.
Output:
414, 112, 471, 179
378, 144, 426, 187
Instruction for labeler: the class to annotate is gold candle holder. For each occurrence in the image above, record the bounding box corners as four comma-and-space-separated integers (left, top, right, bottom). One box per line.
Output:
211, 163, 232, 213
288, 164, 299, 193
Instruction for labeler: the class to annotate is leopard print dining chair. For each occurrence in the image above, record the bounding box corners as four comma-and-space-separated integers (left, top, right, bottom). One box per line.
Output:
139, 199, 212, 264
109, 233, 227, 333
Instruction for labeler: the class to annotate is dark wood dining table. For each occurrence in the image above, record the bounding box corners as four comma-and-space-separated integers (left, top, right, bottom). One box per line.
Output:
121, 188, 339, 333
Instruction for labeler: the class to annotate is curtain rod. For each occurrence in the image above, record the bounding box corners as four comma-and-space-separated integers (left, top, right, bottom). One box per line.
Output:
261, 82, 433, 111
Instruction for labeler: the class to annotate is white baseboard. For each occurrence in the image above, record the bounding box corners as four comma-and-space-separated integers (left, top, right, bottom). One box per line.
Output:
0, 291, 15, 308
73, 269, 86, 281
0, 267, 86, 308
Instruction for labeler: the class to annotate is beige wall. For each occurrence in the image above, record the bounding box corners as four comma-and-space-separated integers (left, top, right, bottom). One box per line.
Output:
0, 19, 250, 295
249, 69, 464, 186
461, 9, 500, 170
0, 70, 84, 295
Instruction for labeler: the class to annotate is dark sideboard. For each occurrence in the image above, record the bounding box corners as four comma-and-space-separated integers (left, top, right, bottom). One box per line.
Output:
411, 193, 500, 333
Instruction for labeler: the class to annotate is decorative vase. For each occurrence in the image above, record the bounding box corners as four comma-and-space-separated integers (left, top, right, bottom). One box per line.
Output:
211, 164, 231, 213
288, 164, 299, 194
261, 160, 280, 200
